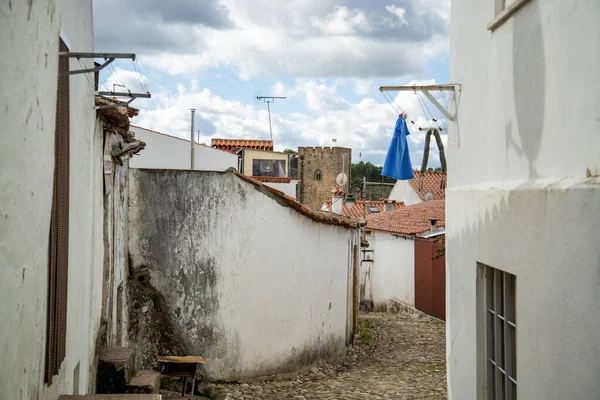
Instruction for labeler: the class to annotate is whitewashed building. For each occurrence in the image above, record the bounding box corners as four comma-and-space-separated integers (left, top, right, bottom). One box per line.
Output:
129, 125, 238, 171
447, 1, 600, 399
361, 200, 445, 313
127, 169, 363, 381
2, 1, 102, 398
388, 170, 446, 205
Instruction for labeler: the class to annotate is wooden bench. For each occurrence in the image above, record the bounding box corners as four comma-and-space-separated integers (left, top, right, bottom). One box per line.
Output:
157, 356, 207, 400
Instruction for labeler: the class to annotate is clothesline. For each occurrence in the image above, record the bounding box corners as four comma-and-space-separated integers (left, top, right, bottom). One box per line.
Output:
379, 90, 446, 132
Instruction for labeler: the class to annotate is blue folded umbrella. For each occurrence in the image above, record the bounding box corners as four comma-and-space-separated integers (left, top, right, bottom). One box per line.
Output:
382, 117, 414, 181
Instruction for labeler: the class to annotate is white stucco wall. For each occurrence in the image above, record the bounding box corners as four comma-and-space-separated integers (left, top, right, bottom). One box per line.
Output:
0, 1, 103, 399
129, 126, 238, 171
388, 181, 422, 205
128, 170, 360, 380
447, 1, 600, 399
361, 231, 415, 310
263, 180, 298, 199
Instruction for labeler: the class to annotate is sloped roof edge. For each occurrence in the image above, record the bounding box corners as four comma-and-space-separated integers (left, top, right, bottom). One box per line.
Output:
232, 170, 364, 229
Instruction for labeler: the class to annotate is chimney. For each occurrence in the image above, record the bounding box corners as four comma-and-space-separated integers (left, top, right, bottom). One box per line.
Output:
332, 187, 343, 215
383, 199, 397, 212
430, 219, 438, 232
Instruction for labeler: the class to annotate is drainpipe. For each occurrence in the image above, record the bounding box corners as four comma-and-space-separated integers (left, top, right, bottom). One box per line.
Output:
190, 109, 196, 169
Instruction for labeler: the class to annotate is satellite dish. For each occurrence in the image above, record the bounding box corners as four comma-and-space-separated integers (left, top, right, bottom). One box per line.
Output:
424, 192, 434, 201
336, 173, 348, 186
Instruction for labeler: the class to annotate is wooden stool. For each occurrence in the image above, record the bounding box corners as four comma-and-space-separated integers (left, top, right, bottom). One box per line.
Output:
157, 355, 207, 400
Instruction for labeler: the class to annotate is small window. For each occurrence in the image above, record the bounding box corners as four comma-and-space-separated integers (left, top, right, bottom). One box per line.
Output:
252, 159, 286, 177
488, 0, 532, 31
314, 170, 322, 181
479, 264, 517, 399
367, 206, 380, 213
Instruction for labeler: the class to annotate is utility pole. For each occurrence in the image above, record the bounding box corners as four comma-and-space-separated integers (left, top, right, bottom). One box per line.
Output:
257, 96, 286, 141
190, 109, 195, 169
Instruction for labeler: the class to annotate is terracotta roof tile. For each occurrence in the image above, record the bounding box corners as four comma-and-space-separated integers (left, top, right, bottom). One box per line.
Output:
322, 200, 405, 219
211, 138, 274, 151
251, 176, 292, 184
366, 200, 445, 235
409, 170, 446, 201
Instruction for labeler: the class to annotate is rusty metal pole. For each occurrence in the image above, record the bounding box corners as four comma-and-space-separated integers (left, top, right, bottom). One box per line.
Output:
190, 109, 196, 169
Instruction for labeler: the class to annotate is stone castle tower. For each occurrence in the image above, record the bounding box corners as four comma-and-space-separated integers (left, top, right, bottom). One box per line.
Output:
298, 146, 352, 209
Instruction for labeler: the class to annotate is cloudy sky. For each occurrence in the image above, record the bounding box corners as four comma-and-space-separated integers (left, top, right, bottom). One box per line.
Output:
93, 0, 450, 167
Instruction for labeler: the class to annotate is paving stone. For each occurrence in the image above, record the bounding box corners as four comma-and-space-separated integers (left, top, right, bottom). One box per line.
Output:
216, 313, 447, 399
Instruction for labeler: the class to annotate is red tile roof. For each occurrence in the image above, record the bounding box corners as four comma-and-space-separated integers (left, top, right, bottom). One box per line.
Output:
211, 138, 274, 151
322, 200, 405, 219
251, 176, 292, 184
366, 200, 445, 235
409, 170, 446, 201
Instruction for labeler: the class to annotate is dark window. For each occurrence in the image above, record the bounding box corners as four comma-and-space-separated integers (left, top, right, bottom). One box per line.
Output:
45, 37, 70, 384
252, 159, 286, 177
314, 170, 322, 181
480, 264, 516, 400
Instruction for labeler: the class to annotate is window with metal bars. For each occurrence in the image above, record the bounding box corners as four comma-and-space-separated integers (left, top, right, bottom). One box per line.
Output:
45, 37, 70, 384
479, 264, 517, 399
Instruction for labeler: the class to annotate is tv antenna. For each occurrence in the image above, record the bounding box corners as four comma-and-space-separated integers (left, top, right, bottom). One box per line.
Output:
256, 96, 286, 141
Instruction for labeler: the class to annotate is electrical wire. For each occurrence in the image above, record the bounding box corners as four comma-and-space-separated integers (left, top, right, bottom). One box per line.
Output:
417, 91, 443, 131
440, 89, 449, 110
132, 60, 149, 93
108, 64, 127, 92
415, 91, 433, 129
379, 90, 423, 130
77, 58, 97, 92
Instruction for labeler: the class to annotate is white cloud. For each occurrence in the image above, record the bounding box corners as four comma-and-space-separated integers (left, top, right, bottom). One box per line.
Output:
94, 0, 450, 80
310, 6, 372, 35
132, 78, 448, 167
353, 79, 373, 95
385, 5, 408, 26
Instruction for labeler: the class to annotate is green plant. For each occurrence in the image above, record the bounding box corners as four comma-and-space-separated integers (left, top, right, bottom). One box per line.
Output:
358, 330, 373, 346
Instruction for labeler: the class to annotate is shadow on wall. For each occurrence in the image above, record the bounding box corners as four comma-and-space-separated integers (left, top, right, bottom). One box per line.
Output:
127, 275, 188, 372
509, 0, 545, 179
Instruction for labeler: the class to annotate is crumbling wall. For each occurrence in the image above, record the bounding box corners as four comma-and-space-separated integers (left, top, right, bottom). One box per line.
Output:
128, 169, 360, 381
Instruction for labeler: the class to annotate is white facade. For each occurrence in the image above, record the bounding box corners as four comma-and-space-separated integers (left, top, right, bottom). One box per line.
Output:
361, 231, 415, 311
388, 181, 423, 206
129, 125, 238, 171
128, 170, 361, 380
263, 180, 299, 199
0, 1, 103, 399
447, 1, 600, 399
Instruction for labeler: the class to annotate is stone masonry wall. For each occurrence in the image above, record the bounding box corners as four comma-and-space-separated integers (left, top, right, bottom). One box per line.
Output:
298, 147, 352, 210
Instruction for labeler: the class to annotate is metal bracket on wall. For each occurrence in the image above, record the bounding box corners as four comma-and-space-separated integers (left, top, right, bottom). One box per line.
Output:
379, 84, 460, 122
58, 52, 135, 76
95, 91, 152, 110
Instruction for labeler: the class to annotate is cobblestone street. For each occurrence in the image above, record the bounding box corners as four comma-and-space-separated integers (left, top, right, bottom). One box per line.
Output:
217, 312, 447, 399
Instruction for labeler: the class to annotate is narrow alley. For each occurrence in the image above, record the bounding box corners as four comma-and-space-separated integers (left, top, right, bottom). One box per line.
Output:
215, 312, 446, 400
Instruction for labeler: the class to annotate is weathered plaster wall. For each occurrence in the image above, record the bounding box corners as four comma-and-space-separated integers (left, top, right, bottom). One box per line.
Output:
388, 181, 422, 206
0, 1, 102, 399
129, 126, 238, 172
448, 0, 600, 399
360, 231, 415, 311
128, 169, 359, 381
100, 131, 131, 350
